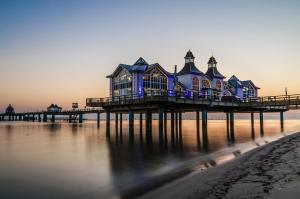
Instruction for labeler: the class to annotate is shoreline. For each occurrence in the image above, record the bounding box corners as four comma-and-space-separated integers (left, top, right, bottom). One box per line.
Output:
137, 132, 300, 199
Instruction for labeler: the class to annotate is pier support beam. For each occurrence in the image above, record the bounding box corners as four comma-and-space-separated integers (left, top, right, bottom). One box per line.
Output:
226, 112, 230, 140
229, 112, 235, 141
139, 112, 143, 137
171, 111, 175, 144
259, 111, 264, 136
43, 114, 47, 122
38, 114, 41, 122
202, 110, 208, 147
69, 115, 72, 123
158, 108, 164, 143
129, 111, 134, 141
145, 111, 152, 143
32, 114, 35, 122
119, 113, 122, 136
106, 111, 110, 137
51, 114, 55, 123
164, 111, 167, 142
196, 110, 200, 146
97, 112, 101, 128
115, 113, 119, 136
175, 111, 178, 141
251, 112, 255, 138
280, 111, 284, 131
79, 113, 83, 123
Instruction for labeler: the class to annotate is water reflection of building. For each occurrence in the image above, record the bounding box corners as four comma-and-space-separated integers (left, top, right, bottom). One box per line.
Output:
107, 50, 260, 101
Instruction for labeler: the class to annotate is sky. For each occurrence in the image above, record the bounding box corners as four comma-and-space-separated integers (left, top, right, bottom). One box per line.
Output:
0, 0, 300, 112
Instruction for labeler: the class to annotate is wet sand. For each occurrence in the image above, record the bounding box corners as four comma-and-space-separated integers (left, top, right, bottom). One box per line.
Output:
138, 132, 300, 199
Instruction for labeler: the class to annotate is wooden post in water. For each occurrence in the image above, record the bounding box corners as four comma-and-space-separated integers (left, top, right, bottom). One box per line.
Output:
119, 113, 122, 136
69, 114, 72, 123
196, 110, 200, 146
175, 111, 178, 141
115, 113, 118, 136
51, 114, 55, 123
106, 111, 110, 137
129, 111, 134, 141
259, 111, 264, 136
97, 112, 100, 128
280, 111, 284, 131
164, 111, 168, 143
179, 110, 182, 145
171, 111, 175, 144
229, 112, 235, 141
158, 108, 164, 143
145, 111, 152, 143
139, 112, 143, 136
202, 110, 208, 147
251, 112, 255, 138
43, 114, 47, 122
32, 114, 35, 122
226, 112, 230, 140
38, 114, 41, 122
79, 113, 83, 123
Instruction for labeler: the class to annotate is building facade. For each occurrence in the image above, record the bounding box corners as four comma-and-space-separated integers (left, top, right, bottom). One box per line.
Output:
106, 50, 260, 101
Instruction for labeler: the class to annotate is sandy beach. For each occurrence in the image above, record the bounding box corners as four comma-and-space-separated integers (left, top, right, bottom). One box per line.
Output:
138, 132, 300, 199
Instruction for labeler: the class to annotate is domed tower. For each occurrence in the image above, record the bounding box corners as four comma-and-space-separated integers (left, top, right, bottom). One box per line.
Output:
176, 50, 204, 96
205, 56, 225, 99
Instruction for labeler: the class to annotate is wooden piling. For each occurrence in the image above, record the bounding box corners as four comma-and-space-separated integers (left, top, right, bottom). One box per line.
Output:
229, 112, 235, 141
106, 111, 110, 137
129, 111, 134, 140
259, 111, 264, 136
158, 108, 164, 143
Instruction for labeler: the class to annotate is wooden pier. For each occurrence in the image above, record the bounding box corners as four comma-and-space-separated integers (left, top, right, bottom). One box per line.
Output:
1, 93, 300, 145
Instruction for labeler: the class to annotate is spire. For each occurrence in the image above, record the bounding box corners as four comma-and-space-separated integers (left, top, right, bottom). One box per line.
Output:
208, 56, 217, 67
184, 50, 195, 63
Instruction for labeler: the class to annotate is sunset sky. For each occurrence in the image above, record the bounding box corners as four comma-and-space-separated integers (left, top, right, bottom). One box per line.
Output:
0, 0, 299, 112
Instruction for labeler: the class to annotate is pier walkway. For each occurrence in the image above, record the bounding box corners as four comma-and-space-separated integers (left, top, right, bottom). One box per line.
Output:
1, 93, 300, 145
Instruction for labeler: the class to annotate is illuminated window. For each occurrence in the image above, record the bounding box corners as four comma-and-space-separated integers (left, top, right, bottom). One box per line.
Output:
113, 69, 132, 96
216, 80, 222, 90
143, 68, 168, 92
202, 79, 211, 88
192, 77, 199, 91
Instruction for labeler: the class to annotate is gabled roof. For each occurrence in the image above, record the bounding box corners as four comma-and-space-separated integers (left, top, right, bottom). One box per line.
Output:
134, 57, 148, 66
205, 67, 225, 79
228, 75, 243, 88
145, 63, 173, 77
106, 57, 150, 78
229, 75, 240, 81
178, 62, 203, 76
241, 80, 260, 89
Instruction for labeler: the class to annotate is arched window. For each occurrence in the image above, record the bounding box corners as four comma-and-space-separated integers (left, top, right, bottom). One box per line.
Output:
216, 80, 222, 90
202, 79, 211, 88
192, 77, 199, 91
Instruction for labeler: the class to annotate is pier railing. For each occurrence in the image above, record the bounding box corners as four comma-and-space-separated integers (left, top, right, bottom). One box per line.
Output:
86, 92, 300, 109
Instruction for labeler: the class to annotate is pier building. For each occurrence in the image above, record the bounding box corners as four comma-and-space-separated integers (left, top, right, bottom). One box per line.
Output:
107, 50, 259, 101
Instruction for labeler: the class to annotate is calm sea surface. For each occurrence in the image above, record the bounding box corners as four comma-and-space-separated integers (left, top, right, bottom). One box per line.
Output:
1, 116, 300, 199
